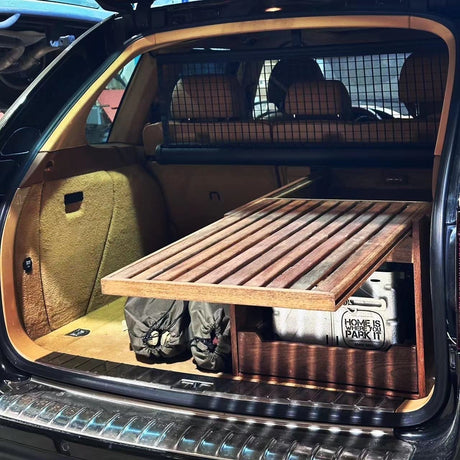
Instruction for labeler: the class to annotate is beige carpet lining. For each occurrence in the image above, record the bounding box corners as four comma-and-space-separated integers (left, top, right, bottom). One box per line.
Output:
35, 297, 219, 375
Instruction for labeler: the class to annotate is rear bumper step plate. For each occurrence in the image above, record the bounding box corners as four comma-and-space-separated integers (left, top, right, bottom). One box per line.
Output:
0, 379, 415, 459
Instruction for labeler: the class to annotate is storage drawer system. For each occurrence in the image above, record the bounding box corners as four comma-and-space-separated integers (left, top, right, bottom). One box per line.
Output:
102, 178, 431, 398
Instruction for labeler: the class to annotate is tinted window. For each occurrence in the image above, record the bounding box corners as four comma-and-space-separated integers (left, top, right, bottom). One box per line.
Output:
86, 58, 138, 144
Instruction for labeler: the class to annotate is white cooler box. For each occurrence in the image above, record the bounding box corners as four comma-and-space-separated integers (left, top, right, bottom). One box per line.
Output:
272, 270, 406, 350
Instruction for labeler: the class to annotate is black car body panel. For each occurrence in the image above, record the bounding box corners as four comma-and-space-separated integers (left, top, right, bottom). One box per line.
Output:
0, 1, 459, 458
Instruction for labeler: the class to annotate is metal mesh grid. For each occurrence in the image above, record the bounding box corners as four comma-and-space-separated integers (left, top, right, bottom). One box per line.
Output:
158, 49, 447, 147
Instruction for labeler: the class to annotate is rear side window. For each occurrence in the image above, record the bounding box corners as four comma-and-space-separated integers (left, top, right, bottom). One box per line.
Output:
255, 54, 408, 118
86, 58, 138, 144
319, 54, 408, 116
253, 54, 411, 121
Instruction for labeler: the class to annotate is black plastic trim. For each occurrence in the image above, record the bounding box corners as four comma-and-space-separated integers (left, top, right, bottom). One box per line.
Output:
38, 351, 405, 412
156, 39, 445, 64
0, 8, 456, 431
155, 146, 434, 167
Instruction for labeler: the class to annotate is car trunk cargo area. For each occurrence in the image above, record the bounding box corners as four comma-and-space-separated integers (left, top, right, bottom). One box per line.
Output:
2, 22, 451, 423
14, 167, 433, 416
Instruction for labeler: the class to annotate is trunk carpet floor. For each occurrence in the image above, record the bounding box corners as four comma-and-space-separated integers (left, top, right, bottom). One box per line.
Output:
34, 298, 419, 414
35, 297, 206, 375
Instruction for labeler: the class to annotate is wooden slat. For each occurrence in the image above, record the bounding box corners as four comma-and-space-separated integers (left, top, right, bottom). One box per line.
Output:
157, 199, 321, 282
241, 200, 373, 287
268, 201, 396, 289
218, 200, 357, 286
317, 203, 429, 296
193, 200, 344, 284
137, 199, 311, 282
101, 278, 337, 311
288, 202, 409, 290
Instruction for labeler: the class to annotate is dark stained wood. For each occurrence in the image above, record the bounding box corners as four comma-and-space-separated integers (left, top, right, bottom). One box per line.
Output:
316, 204, 427, 296
231, 212, 430, 397
289, 202, 411, 290
199, 200, 347, 285
161, 199, 319, 282
238, 332, 419, 395
412, 219, 425, 397
229, 304, 239, 376
102, 278, 336, 311
268, 201, 395, 289
102, 198, 431, 312
385, 236, 412, 263
102, 186, 432, 396
412, 217, 432, 398
240, 200, 370, 287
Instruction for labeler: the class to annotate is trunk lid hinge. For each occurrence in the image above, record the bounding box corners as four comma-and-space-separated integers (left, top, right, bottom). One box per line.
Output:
97, 1, 155, 31
134, 0, 154, 32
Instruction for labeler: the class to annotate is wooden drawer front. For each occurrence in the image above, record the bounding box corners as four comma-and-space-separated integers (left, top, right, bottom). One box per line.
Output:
238, 331, 418, 395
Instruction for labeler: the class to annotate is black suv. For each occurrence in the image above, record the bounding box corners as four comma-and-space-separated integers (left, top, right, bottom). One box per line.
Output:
0, 1, 459, 459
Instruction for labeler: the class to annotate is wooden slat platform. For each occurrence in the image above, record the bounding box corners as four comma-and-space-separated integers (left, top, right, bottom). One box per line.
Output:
102, 198, 431, 311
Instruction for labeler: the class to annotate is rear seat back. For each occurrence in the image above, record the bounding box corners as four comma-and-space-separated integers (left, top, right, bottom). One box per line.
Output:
354, 50, 448, 144
284, 80, 352, 119
267, 57, 325, 112
143, 74, 271, 152
168, 74, 271, 144
274, 52, 447, 144
273, 80, 351, 142
170, 74, 247, 120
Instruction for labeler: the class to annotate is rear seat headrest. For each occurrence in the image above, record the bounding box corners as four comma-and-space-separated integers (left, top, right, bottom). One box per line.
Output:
267, 58, 324, 111
284, 80, 352, 119
399, 50, 448, 118
170, 75, 247, 121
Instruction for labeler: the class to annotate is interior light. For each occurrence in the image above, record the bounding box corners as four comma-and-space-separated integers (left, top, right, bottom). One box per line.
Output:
265, 6, 282, 12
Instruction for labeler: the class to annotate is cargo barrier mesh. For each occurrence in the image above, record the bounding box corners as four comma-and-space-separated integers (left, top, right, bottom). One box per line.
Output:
157, 48, 447, 147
